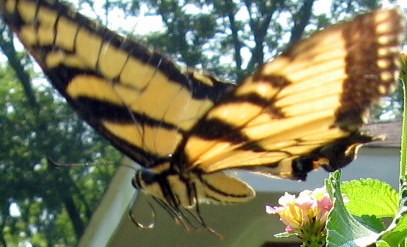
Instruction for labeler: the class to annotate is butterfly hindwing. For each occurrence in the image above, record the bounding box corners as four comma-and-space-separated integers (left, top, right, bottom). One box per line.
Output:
183, 9, 404, 179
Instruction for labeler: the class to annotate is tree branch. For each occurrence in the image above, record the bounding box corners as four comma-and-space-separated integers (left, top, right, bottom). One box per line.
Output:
287, 0, 315, 48
0, 24, 38, 108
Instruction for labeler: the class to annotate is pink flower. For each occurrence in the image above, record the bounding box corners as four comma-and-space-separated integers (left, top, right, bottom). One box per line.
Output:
266, 187, 333, 244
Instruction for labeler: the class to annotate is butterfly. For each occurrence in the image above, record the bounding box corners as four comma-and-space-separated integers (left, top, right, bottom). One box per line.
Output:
0, 0, 404, 232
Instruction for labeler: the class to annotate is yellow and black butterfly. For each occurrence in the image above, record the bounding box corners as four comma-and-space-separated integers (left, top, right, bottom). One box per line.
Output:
0, 0, 405, 231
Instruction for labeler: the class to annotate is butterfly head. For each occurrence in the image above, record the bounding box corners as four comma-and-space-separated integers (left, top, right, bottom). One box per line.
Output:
132, 166, 194, 210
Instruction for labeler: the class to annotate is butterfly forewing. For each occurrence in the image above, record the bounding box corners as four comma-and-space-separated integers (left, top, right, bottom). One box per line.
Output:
183, 9, 404, 179
0, 0, 232, 168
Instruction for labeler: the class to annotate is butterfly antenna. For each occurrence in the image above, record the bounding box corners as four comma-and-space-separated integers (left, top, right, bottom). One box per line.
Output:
189, 183, 224, 239
46, 156, 84, 168
175, 207, 199, 231
152, 197, 198, 232
185, 201, 223, 239
152, 197, 180, 224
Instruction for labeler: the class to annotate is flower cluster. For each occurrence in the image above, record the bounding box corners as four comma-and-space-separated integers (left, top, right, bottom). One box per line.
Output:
266, 187, 333, 245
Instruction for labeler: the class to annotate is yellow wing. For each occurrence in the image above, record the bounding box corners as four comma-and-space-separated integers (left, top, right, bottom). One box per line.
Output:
0, 0, 232, 168
183, 9, 404, 179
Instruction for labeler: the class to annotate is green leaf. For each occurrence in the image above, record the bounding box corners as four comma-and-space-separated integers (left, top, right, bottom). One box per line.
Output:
379, 214, 407, 246
379, 178, 407, 246
341, 179, 399, 218
376, 240, 391, 247
354, 215, 385, 232
326, 172, 380, 247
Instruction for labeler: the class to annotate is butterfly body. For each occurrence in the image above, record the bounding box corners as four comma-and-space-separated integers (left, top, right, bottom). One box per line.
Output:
0, 0, 404, 230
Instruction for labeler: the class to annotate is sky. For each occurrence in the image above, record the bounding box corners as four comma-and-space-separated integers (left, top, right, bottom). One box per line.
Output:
1, 0, 406, 62
105, 0, 407, 35
58, 0, 407, 42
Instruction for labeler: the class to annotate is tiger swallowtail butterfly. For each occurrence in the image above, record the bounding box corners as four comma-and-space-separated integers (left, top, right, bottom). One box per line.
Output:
0, 0, 405, 233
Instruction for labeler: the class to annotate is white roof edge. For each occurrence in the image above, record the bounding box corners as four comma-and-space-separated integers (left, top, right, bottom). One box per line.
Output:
78, 157, 136, 247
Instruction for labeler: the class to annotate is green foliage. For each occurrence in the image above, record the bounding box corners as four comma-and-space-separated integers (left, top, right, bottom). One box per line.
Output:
324, 169, 407, 245
0, 63, 119, 245
341, 179, 399, 217
380, 213, 407, 246
326, 172, 380, 247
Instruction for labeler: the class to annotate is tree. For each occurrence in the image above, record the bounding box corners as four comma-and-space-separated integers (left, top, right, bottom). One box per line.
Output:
0, 24, 119, 247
